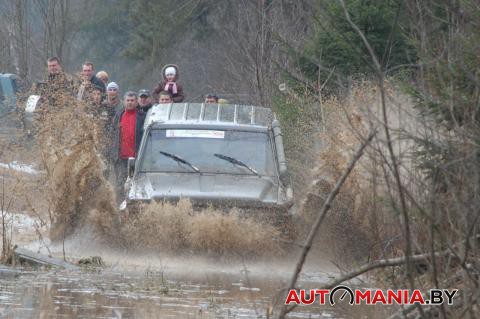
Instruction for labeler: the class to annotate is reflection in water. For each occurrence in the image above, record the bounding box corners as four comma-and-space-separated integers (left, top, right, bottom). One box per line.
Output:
0, 269, 337, 318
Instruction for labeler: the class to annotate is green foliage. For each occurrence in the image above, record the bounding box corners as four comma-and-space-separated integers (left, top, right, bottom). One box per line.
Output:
301, 0, 416, 80
408, 1, 480, 126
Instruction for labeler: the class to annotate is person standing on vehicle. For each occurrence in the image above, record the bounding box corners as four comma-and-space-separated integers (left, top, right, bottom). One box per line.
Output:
137, 89, 153, 112
152, 64, 184, 103
112, 91, 145, 197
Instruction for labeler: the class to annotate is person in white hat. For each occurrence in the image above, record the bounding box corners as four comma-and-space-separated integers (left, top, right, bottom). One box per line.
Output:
152, 64, 185, 103
106, 82, 122, 113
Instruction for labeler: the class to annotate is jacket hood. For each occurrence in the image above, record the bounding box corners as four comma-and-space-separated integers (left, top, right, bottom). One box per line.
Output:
161, 64, 180, 80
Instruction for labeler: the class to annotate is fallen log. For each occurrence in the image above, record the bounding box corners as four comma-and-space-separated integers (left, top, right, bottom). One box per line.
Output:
14, 247, 80, 270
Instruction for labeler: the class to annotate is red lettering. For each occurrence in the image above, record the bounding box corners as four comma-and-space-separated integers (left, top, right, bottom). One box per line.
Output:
300, 290, 315, 305
387, 290, 403, 304
355, 290, 371, 304
409, 290, 425, 304
285, 290, 301, 305
315, 289, 329, 304
372, 290, 387, 304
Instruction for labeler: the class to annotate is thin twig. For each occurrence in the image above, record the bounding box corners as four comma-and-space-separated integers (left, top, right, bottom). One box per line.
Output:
338, 1, 420, 316
277, 129, 377, 318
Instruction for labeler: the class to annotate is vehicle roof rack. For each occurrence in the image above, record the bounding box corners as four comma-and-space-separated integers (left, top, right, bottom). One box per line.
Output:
145, 103, 274, 128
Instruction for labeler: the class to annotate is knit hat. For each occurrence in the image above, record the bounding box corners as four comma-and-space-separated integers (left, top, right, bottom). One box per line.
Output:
165, 67, 176, 76
107, 82, 119, 91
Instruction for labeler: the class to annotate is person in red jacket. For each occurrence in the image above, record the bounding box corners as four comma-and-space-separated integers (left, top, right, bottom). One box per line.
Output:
152, 64, 185, 103
112, 91, 145, 198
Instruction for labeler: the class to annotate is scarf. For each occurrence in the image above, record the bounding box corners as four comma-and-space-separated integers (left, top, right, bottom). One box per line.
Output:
164, 81, 178, 95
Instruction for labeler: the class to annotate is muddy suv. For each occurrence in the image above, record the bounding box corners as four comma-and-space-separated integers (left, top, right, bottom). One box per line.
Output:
124, 103, 294, 224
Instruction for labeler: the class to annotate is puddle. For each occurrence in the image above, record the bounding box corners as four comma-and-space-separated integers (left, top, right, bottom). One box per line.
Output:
0, 264, 340, 318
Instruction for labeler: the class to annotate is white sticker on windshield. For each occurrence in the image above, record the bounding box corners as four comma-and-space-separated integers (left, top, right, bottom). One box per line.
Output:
166, 130, 225, 139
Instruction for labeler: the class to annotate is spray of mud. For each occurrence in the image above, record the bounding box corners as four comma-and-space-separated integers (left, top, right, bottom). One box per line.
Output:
35, 95, 118, 242
119, 199, 282, 256
25, 94, 285, 257
291, 80, 419, 266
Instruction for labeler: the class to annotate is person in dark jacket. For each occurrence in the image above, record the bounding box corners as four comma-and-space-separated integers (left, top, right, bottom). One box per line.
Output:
137, 89, 153, 112
77, 62, 106, 101
112, 91, 145, 197
106, 82, 123, 114
152, 64, 184, 103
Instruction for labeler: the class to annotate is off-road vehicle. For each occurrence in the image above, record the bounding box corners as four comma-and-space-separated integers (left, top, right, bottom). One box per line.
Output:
124, 103, 294, 229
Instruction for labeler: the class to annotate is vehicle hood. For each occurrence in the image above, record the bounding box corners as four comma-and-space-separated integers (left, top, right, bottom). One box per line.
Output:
127, 172, 280, 207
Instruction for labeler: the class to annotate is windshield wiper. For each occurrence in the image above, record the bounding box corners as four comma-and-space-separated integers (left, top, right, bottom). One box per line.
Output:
214, 153, 260, 177
159, 151, 200, 173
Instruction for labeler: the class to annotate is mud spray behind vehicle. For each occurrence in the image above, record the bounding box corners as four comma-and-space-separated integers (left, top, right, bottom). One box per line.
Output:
124, 103, 294, 232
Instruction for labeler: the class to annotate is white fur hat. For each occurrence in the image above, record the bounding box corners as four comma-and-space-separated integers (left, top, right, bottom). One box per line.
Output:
165, 66, 176, 76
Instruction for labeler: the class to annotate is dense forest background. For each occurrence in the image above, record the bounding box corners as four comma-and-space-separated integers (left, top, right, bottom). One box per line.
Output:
0, 0, 313, 104
0, 0, 418, 104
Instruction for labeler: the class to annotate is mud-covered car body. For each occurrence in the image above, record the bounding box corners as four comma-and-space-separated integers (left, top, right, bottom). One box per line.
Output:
125, 103, 293, 213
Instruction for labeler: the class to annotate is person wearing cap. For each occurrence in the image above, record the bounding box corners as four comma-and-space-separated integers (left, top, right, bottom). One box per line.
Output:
205, 94, 219, 104
137, 89, 153, 112
152, 64, 184, 103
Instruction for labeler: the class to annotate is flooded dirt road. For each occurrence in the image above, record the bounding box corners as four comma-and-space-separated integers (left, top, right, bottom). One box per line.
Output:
1, 251, 340, 319
0, 110, 368, 319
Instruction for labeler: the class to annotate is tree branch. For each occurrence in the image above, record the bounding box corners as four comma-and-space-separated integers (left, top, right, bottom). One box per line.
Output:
277, 129, 377, 319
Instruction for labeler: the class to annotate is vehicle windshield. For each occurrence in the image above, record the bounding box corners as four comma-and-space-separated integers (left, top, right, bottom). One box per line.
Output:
139, 129, 276, 176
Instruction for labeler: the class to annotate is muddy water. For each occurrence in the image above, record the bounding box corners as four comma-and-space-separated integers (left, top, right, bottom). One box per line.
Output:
0, 100, 352, 318
0, 256, 339, 319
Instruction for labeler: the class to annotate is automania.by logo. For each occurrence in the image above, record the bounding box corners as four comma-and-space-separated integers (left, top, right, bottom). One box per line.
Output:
285, 286, 458, 306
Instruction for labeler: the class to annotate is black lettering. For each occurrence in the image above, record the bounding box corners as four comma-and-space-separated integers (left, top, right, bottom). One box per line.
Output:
430, 290, 443, 305
443, 289, 458, 305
